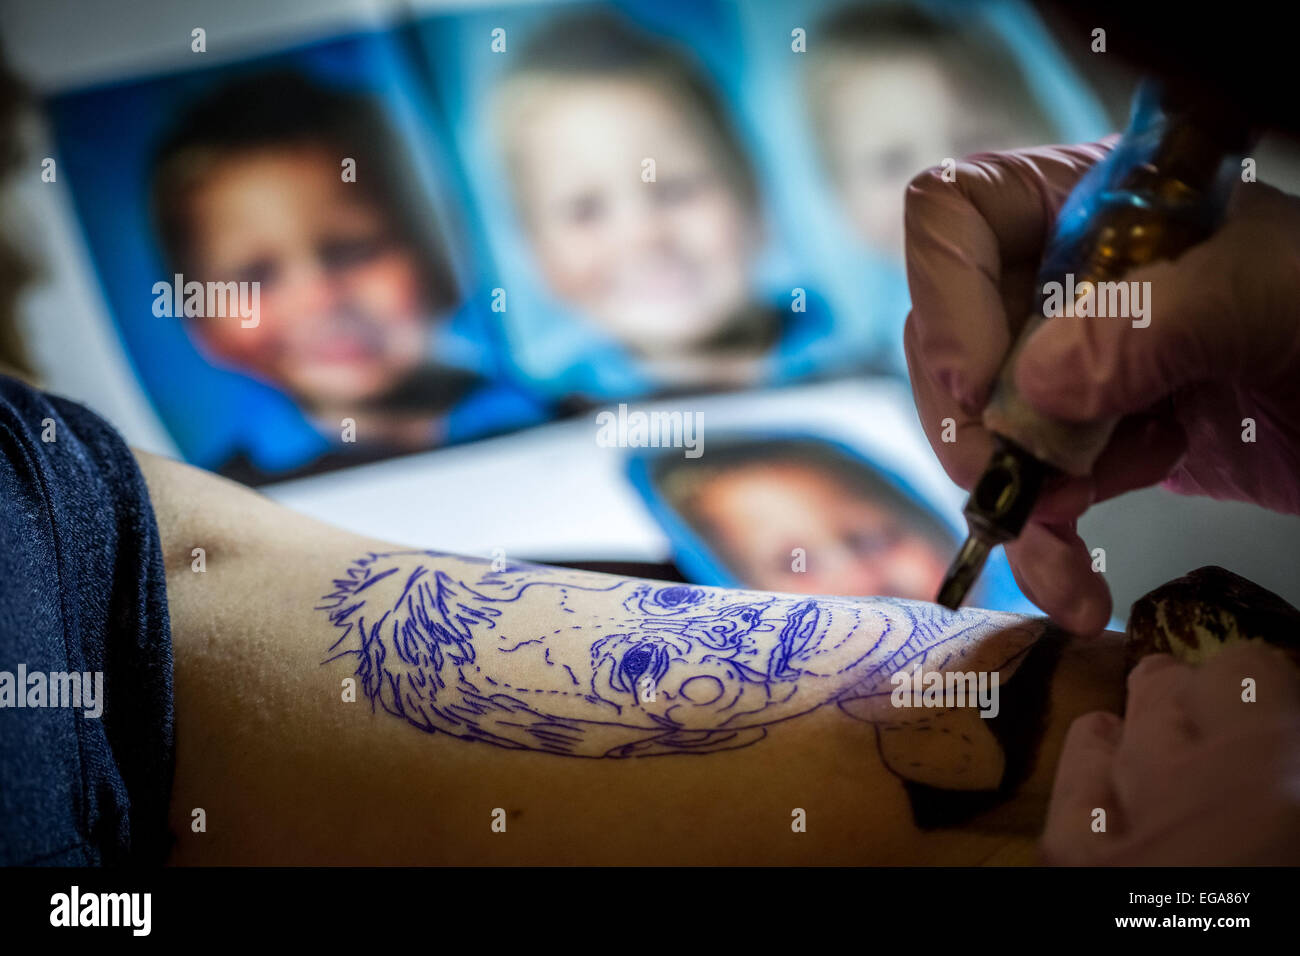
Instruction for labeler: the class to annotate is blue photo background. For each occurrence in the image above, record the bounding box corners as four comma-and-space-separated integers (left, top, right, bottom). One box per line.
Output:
413, 0, 1110, 399
733, 0, 1111, 373
46, 26, 537, 477
413, 0, 881, 401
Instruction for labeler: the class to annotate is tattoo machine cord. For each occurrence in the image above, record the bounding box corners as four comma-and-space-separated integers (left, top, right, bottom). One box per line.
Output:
936, 79, 1256, 610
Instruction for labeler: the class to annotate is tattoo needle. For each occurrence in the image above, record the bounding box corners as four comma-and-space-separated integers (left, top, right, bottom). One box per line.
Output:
936, 437, 1050, 610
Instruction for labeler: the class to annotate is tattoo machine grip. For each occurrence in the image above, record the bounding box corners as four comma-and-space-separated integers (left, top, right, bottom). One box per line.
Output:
937, 80, 1254, 610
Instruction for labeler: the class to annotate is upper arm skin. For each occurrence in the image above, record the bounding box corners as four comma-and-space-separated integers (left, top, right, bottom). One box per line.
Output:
134, 450, 1124, 865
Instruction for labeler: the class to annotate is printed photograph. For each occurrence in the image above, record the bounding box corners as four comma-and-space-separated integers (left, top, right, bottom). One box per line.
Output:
46, 28, 548, 482
2, 0, 1298, 931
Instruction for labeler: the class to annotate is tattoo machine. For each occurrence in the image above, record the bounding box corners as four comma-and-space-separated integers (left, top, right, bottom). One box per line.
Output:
936, 80, 1255, 610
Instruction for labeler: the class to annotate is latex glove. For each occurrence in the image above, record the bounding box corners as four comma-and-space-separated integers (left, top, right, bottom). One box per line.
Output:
1039, 644, 1300, 865
903, 140, 1300, 634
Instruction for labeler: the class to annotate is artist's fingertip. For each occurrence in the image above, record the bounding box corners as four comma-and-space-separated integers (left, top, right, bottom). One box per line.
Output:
1054, 586, 1112, 638
1067, 569, 1113, 636
1004, 547, 1043, 609
1009, 524, 1111, 636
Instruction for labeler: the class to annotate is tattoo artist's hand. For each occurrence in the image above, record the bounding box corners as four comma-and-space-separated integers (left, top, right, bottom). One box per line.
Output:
1039, 644, 1300, 865
903, 140, 1300, 635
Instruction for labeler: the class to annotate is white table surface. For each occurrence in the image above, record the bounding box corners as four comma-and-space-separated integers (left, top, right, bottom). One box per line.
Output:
263, 377, 962, 563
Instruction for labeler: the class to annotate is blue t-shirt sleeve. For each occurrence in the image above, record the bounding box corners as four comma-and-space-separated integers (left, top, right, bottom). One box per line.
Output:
0, 374, 174, 865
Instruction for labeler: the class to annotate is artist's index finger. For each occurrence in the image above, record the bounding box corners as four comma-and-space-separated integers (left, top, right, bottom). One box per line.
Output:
903, 142, 1115, 409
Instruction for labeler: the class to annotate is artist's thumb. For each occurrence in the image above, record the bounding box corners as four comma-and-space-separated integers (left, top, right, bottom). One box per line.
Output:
1013, 183, 1300, 423
1013, 253, 1236, 423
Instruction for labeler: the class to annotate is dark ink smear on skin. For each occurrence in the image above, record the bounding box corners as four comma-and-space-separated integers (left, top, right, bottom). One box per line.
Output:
903, 625, 1067, 830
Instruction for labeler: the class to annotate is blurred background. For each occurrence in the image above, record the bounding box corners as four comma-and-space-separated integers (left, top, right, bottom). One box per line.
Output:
3, 0, 1299, 621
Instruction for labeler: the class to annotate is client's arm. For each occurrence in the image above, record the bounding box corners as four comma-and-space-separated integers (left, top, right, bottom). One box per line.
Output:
136, 451, 1124, 864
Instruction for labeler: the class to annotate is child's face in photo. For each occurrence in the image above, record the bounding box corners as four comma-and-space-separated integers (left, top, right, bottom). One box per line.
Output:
510, 76, 757, 356
690, 461, 949, 600
185, 145, 430, 409
819, 50, 1022, 258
